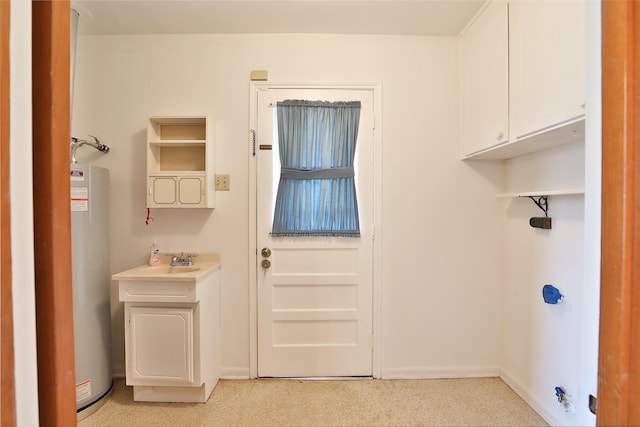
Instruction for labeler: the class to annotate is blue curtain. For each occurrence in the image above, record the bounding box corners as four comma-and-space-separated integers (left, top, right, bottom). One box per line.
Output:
272, 100, 361, 237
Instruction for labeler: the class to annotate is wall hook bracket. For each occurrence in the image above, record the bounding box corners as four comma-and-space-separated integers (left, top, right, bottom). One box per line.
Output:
526, 196, 552, 229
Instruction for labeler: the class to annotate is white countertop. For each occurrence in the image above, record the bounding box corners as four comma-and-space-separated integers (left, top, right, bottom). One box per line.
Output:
112, 252, 220, 282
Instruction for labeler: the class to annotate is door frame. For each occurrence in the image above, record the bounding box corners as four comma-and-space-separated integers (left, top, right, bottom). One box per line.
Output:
597, 1, 640, 424
248, 82, 383, 379
4, 0, 638, 424
1, 0, 16, 424
32, 1, 77, 424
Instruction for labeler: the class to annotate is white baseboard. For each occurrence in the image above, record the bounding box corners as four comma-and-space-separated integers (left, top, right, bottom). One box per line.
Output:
499, 368, 559, 426
114, 364, 506, 383
112, 363, 125, 379
113, 365, 250, 380
220, 367, 251, 379
381, 365, 500, 379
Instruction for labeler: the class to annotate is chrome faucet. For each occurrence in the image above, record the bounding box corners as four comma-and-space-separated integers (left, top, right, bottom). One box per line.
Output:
167, 252, 198, 266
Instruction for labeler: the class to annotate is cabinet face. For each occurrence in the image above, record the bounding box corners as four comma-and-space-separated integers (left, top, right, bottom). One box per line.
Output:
150, 177, 177, 205
178, 177, 204, 206
128, 306, 194, 385
459, 0, 509, 156
509, 0, 585, 138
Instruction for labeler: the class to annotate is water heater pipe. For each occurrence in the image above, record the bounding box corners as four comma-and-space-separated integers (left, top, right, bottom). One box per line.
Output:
70, 136, 110, 164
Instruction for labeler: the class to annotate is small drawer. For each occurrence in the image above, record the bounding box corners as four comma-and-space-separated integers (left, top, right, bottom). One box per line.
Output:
119, 280, 198, 303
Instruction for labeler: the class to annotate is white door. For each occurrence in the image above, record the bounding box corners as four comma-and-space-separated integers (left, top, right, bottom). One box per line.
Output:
256, 88, 375, 377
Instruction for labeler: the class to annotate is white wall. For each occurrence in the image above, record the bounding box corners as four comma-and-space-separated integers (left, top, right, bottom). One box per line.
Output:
578, 2, 601, 426
498, 3, 600, 425
9, 2, 40, 425
72, 33, 504, 378
500, 141, 587, 426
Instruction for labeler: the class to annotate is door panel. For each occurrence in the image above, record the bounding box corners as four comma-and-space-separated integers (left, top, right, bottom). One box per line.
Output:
256, 88, 374, 377
150, 176, 177, 205
178, 176, 203, 205
127, 306, 194, 385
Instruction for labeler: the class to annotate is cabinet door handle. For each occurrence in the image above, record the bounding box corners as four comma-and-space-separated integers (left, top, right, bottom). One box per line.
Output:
497, 130, 504, 141
149, 184, 152, 196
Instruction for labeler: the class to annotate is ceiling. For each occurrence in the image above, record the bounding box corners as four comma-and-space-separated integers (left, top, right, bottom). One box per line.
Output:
72, 1, 485, 36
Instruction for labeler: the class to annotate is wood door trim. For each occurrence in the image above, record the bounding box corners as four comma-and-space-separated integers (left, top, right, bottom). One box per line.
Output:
0, 0, 16, 424
598, 0, 640, 425
32, 1, 77, 424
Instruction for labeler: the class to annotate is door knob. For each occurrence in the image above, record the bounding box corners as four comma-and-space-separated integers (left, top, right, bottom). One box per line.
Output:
261, 247, 271, 258
261, 259, 271, 269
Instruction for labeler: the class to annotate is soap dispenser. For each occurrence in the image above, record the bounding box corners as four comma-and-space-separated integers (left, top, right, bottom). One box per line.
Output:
148, 240, 161, 266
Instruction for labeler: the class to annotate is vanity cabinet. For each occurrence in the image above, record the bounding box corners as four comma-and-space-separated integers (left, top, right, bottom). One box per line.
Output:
459, 0, 585, 159
115, 262, 220, 403
147, 116, 214, 208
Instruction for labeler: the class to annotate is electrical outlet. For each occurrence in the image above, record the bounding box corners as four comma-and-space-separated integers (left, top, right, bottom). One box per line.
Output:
215, 174, 230, 191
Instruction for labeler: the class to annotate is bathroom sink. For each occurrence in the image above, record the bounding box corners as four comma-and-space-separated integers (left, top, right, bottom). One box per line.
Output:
139, 265, 201, 274
112, 253, 220, 282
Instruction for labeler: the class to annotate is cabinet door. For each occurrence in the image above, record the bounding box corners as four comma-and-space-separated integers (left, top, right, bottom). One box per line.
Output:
509, 0, 585, 139
459, 0, 509, 157
178, 176, 204, 206
127, 306, 194, 385
148, 176, 177, 206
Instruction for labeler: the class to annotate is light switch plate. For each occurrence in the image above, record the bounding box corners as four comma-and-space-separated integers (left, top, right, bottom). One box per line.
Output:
215, 174, 230, 191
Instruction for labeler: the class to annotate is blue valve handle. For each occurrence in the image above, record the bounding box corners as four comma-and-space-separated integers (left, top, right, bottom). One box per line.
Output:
543, 284, 564, 304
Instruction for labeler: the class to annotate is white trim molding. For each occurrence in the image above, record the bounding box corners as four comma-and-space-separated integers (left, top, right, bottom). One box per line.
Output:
220, 367, 251, 380
382, 365, 501, 380
500, 368, 559, 427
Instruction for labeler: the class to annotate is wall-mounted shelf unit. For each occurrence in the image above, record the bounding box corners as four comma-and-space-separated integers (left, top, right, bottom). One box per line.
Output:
459, 0, 585, 161
147, 116, 214, 208
498, 189, 584, 230
496, 189, 585, 198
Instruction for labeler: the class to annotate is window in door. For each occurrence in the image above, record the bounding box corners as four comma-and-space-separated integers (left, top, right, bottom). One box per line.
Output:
272, 100, 361, 237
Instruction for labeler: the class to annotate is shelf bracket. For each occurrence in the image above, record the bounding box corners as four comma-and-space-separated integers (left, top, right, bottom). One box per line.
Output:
526, 195, 548, 217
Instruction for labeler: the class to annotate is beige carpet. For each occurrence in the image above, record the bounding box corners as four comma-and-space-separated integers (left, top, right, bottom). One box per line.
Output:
78, 377, 548, 426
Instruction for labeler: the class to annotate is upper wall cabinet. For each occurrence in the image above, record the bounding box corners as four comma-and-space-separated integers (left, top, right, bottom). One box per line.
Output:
509, 0, 586, 139
147, 116, 215, 208
459, 0, 586, 160
459, 0, 509, 157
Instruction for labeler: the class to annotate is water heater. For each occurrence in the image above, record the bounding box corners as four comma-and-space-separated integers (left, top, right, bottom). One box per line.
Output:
71, 165, 113, 419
